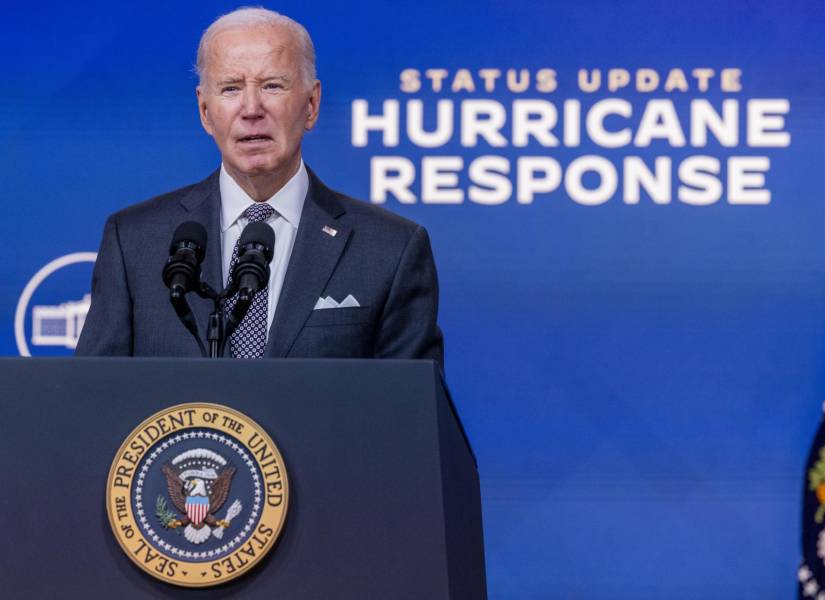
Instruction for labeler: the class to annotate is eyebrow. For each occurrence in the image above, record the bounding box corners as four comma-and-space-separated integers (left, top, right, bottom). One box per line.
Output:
215, 75, 292, 86
215, 78, 242, 86
262, 75, 292, 84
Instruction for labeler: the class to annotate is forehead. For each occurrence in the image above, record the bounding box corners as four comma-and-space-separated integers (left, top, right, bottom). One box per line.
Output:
205, 24, 300, 74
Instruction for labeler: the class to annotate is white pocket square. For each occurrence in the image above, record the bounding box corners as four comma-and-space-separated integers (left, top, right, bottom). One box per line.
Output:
313, 294, 361, 310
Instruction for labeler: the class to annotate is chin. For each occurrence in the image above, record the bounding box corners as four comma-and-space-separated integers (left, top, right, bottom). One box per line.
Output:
233, 158, 282, 177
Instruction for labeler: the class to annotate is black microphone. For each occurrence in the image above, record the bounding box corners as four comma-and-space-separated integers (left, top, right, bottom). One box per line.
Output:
161, 221, 208, 357
162, 222, 207, 299
231, 221, 275, 301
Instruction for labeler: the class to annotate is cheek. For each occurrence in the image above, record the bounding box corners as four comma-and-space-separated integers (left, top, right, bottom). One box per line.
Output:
206, 104, 237, 136
271, 99, 307, 126
210, 114, 231, 137
281, 107, 311, 137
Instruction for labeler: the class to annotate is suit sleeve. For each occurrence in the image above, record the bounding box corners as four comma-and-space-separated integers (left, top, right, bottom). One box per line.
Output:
374, 225, 444, 370
75, 215, 134, 356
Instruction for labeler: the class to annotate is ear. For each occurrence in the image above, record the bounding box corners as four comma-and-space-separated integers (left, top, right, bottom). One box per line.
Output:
196, 85, 214, 136
304, 80, 322, 131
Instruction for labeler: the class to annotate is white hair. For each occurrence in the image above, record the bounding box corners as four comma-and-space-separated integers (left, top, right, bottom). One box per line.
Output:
196, 7, 317, 88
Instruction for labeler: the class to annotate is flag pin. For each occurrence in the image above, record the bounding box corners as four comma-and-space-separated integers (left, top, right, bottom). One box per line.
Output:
322, 225, 338, 237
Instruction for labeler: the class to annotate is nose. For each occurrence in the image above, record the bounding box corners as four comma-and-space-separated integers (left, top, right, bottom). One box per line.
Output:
240, 87, 264, 120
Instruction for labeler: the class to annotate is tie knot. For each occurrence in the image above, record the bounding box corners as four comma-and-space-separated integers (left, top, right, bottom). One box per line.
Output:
245, 203, 275, 223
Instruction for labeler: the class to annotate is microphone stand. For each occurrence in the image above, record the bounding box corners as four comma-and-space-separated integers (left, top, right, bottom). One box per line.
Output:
167, 224, 272, 358
195, 282, 223, 359
192, 281, 255, 358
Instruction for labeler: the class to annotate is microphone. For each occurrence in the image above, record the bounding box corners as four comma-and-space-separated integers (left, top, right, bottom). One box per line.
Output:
220, 221, 275, 356
231, 221, 275, 301
162, 222, 207, 299
161, 221, 208, 357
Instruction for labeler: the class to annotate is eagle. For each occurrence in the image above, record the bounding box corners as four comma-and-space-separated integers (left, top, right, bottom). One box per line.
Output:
161, 462, 237, 544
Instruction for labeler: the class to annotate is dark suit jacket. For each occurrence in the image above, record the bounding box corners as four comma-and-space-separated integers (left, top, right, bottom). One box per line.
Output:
75, 167, 444, 368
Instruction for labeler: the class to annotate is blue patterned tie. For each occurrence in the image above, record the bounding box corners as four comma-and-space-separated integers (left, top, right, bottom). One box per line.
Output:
226, 203, 276, 358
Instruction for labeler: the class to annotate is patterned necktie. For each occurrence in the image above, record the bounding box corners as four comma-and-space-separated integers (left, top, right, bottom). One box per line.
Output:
226, 203, 276, 358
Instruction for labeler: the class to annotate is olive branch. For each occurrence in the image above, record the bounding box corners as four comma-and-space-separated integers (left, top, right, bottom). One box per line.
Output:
156, 495, 181, 533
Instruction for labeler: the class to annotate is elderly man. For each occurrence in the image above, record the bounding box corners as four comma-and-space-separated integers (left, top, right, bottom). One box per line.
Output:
76, 8, 443, 367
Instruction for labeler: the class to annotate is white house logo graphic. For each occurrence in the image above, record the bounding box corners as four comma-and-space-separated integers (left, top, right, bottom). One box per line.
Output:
31, 294, 91, 349
15, 253, 97, 356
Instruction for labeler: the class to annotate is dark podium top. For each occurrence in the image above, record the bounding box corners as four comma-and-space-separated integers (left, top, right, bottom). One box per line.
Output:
0, 358, 486, 599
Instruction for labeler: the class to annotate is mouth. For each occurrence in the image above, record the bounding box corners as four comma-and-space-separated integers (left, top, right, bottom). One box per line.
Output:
237, 134, 273, 145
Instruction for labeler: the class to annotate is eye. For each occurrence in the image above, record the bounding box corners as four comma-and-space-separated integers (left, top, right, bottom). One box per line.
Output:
221, 86, 240, 95
263, 82, 284, 91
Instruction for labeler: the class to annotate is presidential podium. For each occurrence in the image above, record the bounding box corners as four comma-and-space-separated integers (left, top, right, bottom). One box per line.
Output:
0, 358, 486, 599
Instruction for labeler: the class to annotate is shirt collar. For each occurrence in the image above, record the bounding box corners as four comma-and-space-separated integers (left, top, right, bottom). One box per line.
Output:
219, 160, 308, 232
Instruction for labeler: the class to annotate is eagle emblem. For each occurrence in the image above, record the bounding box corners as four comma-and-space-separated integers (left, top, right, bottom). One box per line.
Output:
156, 448, 243, 544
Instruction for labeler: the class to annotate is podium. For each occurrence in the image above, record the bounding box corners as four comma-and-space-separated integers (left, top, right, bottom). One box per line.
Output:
0, 358, 486, 598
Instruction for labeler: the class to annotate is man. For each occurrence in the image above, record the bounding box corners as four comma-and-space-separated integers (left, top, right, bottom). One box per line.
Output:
75, 7, 443, 368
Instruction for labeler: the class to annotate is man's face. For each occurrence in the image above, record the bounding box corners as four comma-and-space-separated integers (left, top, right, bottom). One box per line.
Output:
197, 25, 320, 184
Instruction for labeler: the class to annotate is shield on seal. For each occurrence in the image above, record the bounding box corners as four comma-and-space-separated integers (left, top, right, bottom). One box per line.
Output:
185, 495, 210, 526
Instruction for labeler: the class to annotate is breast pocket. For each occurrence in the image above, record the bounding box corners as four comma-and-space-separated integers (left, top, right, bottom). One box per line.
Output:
304, 306, 372, 327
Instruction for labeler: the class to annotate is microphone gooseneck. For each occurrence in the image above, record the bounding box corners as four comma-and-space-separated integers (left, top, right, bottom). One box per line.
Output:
162, 221, 208, 357
221, 221, 276, 356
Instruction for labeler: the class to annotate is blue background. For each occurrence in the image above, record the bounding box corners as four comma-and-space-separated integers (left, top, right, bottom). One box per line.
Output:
2, 1, 825, 596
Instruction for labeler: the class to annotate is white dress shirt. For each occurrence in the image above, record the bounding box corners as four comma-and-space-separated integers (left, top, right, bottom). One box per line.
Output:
219, 161, 307, 333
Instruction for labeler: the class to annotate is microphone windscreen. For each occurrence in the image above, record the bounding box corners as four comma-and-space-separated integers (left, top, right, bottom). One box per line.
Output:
239, 221, 275, 262
170, 221, 207, 261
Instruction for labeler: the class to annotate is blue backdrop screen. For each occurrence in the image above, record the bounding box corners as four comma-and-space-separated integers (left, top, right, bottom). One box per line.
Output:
2, 1, 824, 596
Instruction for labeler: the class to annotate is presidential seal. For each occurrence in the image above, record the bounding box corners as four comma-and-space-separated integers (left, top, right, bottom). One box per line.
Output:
106, 403, 288, 587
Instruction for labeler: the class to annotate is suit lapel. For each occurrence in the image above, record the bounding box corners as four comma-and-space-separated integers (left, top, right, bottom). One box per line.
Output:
179, 170, 223, 339
266, 169, 350, 357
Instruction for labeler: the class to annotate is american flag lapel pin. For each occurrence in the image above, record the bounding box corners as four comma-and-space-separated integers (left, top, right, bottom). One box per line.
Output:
322, 225, 338, 237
